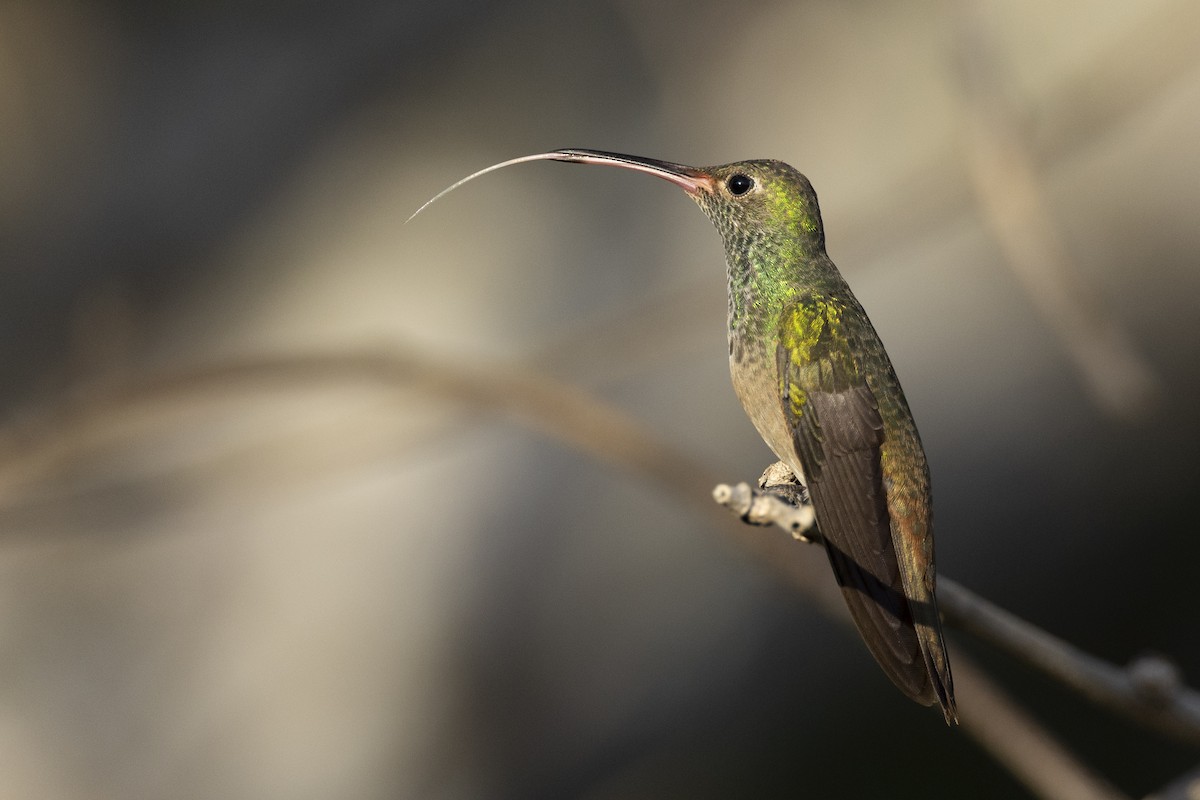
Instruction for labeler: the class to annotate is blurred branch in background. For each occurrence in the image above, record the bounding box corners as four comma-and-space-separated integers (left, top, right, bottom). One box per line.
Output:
1, 343, 1195, 798
1147, 765, 1200, 800
0, 347, 719, 511
842, 0, 1200, 256
953, 656, 1129, 800
1029, 0, 1200, 164
953, 5, 1162, 419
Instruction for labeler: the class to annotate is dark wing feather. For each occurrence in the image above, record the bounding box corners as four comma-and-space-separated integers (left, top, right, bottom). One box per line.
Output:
777, 295, 936, 705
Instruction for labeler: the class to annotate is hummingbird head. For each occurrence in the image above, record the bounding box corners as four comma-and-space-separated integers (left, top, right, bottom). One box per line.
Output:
544, 151, 826, 257
688, 159, 826, 255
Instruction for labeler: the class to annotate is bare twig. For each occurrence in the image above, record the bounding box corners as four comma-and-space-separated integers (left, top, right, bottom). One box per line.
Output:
939, 579, 1200, 749
712, 481, 814, 540
713, 467, 1200, 749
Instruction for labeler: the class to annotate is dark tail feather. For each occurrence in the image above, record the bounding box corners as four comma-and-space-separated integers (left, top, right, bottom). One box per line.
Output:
912, 588, 956, 724
799, 403, 956, 723
823, 540, 937, 706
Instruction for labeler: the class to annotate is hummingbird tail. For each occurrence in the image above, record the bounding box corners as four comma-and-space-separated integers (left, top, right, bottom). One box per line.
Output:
823, 542, 957, 724
913, 595, 957, 725
823, 542, 939, 706
805, 448, 957, 722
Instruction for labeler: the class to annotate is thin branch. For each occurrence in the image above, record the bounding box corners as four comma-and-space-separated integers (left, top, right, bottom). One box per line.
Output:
713, 473, 1200, 749
955, 553, 1200, 748
711, 464, 815, 542
940, 578, 1200, 749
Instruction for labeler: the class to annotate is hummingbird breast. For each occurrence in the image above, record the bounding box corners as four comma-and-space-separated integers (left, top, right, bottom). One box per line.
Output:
728, 334, 806, 484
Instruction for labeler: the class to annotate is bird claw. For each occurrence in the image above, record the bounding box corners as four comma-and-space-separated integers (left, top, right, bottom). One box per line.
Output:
757, 461, 810, 507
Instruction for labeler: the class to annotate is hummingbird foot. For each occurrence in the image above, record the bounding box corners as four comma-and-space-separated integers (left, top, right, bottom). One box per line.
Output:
713, 462, 816, 542
757, 461, 810, 506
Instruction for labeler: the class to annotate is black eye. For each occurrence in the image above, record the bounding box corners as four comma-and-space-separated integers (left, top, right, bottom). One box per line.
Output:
727, 174, 754, 195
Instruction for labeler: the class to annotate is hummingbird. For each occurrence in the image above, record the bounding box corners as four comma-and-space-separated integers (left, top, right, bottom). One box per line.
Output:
412, 149, 957, 724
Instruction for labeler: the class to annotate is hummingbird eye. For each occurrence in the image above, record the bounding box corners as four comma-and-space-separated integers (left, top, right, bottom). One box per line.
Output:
726, 174, 754, 196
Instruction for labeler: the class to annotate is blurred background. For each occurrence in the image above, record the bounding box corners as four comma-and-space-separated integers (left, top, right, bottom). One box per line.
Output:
1, 0, 1198, 797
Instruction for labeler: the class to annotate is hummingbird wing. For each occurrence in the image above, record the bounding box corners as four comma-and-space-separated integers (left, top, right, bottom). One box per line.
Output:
776, 293, 943, 709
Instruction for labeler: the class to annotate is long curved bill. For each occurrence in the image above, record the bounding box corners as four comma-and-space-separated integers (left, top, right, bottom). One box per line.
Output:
407, 149, 712, 223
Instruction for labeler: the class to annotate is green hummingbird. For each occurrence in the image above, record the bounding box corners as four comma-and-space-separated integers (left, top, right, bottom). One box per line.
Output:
412, 149, 957, 724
